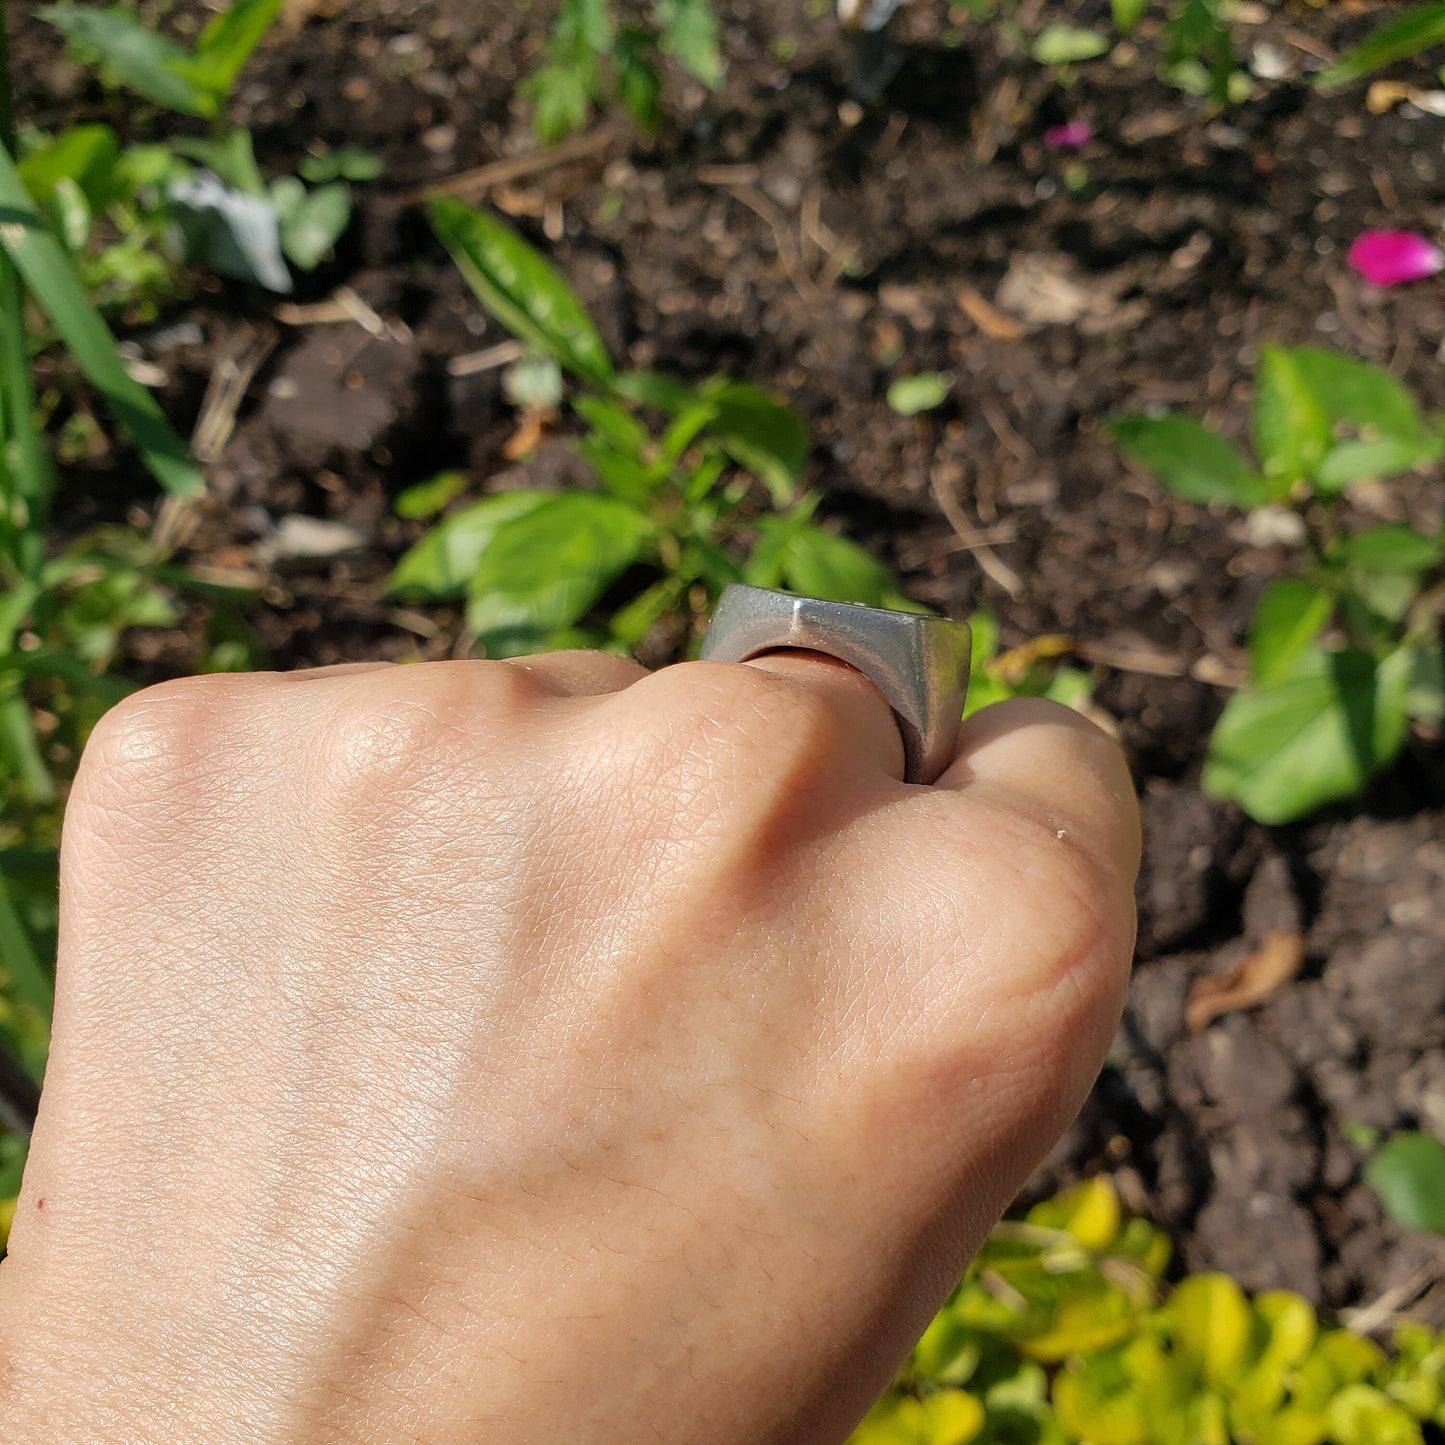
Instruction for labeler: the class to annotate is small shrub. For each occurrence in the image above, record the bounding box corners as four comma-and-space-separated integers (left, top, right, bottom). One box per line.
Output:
1112, 345, 1445, 824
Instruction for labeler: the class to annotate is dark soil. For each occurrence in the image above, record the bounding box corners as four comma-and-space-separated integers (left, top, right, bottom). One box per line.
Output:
13, 0, 1445, 1322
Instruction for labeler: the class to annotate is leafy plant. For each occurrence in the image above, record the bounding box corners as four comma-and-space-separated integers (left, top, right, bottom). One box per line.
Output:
392, 198, 906, 656
1316, 2, 1445, 91
1366, 1131, 1445, 1235
852, 1175, 1445, 1445
1112, 345, 1445, 825
522, 0, 723, 143
40, 0, 359, 290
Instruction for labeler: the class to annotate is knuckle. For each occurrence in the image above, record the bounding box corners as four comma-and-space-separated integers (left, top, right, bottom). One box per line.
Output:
74, 676, 246, 807
310, 662, 537, 797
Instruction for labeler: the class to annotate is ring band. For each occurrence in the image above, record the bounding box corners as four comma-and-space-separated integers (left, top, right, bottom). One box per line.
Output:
700, 585, 972, 784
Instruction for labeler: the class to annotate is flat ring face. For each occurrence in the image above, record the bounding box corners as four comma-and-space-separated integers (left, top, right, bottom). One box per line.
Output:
700, 584, 972, 784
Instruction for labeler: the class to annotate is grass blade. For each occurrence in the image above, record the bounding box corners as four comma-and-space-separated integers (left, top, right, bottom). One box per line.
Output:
0, 688, 54, 803
1316, 1, 1445, 88
0, 141, 203, 499
0, 865, 53, 1021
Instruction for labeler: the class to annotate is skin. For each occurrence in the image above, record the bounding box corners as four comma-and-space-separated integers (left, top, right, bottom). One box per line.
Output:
0, 649, 1139, 1443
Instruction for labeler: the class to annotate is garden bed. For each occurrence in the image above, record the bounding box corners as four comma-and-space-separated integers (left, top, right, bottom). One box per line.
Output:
13, 0, 1445, 1321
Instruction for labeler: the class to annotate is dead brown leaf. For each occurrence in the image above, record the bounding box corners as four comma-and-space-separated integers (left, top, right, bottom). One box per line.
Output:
1186, 930, 1305, 1030
958, 285, 1024, 340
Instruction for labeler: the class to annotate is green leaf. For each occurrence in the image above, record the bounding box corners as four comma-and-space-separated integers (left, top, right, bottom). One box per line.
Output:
703, 380, 809, 506
770, 522, 912, 609
296, 146, 383, 184
655, 0, 723, 87
173, 127, 267, 195
887, 372, 953, 416
556, 0, 615, 53
466, 492, 654, 651
429, 197, 615, 387
0, 142, 203, 498
1032, 24, 1110, 64
388, 492, 553, 600
1366, 1131, 1445, 1233
179, 0, 283, 104
19, 125, 120, 211
1165, 1274, 1251, 1379
0, 867, 53, 1021
393, 470, 469, 520
39, 4, 212, 116
1203, 645, 1412, 824
616, 28, 663, 134
614, 370, 701, 415
1110, 414, 1267, 507
1317, 437, 1435, 492
1111, 0, 1148, 35
1316, 1, 1445, 89
275, 180, 351, 271
1248, 578, 1334, 685
523, 56, 595, 144
1254, 345, 1332, 490
1343, 525, 1444, 575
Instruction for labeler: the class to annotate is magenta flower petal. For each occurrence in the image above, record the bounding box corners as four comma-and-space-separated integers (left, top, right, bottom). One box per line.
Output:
1348, 230, 1445, 287
1044, 121, 1093, 149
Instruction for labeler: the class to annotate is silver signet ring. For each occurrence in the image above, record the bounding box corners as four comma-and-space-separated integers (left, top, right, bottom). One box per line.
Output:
700, 584, 972, 785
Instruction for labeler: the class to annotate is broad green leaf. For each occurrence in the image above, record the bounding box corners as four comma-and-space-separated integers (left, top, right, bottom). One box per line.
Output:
19, 125, 119, 210
466, 492, 654, 650
1111, 0, 1148, 34
394, 470, 468, 520
1032, 24, 1110, 63
1316, 1, 1445, 89
1326, 1383, 1424, 1445
1404, 638, 1445, 723
917, 1389, 985, 1445
1254, 345, 1332, 489
39, 4, 211, 116
1203, 645, 1412, 824
1026, 1176, 1121, 1251
1165, 1273, 1251, 1379
179, 0, 283, 103
1290, 347, 1437, 464
1342, 525, 1444, 575
1052, 1349, 1150, 1445
556, 0, 614, 52
1248, 578, 1333, 685
1110, 413, 1267, 507
616, 27, 664, 134
656, 0, 723, 87
1020, 1274, 1138, 1362
523, 56, 595, 145
614, 370, 702, 415
1317, 437, 1435, 492
742, 496, 820, 590
1366, 1131, 1445, 1233
887, 372, 953, 416
0, 143, 202, 498
910, 1311, 982, 1387
704, 380, 809, 505
275, 180, 351, 271
173, 127, 268, 195
430, 197, 615, 387
774, 523, 912, 609
388, 492, 553, 600
574, 395, 651, 454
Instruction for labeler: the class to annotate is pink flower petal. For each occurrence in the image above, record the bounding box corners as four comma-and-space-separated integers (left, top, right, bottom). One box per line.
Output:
1044, 121, 1093, 149
1348, 229, 1445, 287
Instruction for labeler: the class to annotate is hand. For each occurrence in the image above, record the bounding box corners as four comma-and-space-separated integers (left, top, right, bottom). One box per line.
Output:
0, 651, 1138, 1443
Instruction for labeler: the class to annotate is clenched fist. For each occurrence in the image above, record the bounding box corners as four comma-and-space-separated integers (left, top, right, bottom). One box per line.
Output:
0, 650, 1138, 1443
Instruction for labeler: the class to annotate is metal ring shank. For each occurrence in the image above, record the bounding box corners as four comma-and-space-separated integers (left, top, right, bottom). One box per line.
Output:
700, 585, 972, 784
